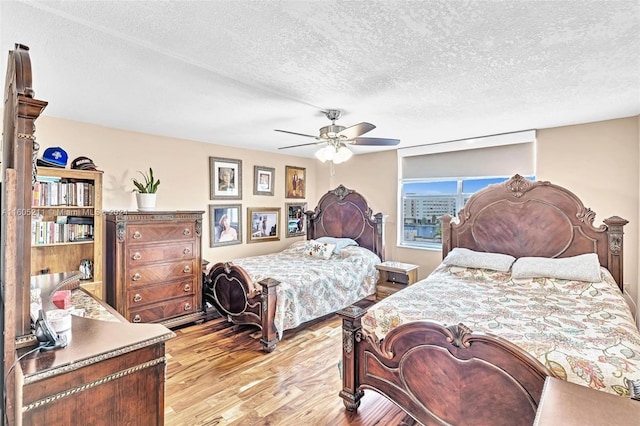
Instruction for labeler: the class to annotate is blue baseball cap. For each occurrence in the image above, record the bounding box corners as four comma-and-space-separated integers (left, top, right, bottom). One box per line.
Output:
38, 147, 68, 168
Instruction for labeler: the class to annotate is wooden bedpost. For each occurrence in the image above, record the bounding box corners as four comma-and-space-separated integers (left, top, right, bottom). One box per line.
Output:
440, 214, 453, 259
603, 216, 628, 292
258, 278, 280, 353
337, 305, 366, 411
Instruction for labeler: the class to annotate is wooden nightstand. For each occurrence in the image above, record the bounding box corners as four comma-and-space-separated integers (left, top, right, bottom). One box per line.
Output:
534, 377, 640, 425
375, 261, 418, 300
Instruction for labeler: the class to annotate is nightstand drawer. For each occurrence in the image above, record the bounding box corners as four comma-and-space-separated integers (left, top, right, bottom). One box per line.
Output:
375, 261, 419, 301
376, 283, 404, 300
386, 270, 410, 285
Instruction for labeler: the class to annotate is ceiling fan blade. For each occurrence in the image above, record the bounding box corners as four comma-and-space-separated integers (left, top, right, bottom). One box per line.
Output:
351, 137, 401, 146
275, 129, 320, 139
338, 122, 376, 140
278, 140, 326, 150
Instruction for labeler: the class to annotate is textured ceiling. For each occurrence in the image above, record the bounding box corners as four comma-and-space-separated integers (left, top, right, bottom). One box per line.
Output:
1, 1, 639, 159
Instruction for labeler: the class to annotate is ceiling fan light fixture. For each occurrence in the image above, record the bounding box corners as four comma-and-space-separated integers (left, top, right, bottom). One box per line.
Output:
314, 145, 334, 163
333, 145, 353, 164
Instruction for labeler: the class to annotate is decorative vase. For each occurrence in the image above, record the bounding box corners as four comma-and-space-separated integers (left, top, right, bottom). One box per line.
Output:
136, 193, 157, 211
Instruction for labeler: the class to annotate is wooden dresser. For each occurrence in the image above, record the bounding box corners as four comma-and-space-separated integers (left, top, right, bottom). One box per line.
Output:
105, 211, 206, 328
20, 273, 174, 425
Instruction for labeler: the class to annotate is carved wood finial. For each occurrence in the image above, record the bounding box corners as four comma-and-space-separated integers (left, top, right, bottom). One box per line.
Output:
576, 207, 597, 226
604, 216, 628, 256
444, 323, 473, 348
504, 174, 531, 198
332, 184, 353, 200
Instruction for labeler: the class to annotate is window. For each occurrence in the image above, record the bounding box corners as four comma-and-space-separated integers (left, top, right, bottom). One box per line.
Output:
397, 130, 536, 250
401, 176, 533, 248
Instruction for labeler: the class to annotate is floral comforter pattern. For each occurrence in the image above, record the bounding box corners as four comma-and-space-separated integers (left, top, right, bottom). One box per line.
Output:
362, 264, 640, 396
233, 242, 379, 337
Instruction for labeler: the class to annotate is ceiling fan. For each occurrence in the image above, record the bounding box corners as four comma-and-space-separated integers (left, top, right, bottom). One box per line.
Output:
275, 109, 400, 163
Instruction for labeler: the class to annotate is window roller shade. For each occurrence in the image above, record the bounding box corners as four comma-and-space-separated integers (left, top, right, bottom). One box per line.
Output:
402, 142, 534, 179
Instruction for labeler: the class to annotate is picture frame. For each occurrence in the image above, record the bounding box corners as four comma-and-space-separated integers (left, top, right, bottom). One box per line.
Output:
247, 207, 280, 243
209, 204, 242, 247
253, 165, 275, 196
285, 202, 307, 238
210, 157, 242, 200
285, 165, 305, 199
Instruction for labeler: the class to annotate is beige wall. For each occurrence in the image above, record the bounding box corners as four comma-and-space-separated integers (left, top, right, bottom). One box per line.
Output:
536, 117, 639, 307
31, 116, 319, 263
327, 116, 640, 309
11, 114, 640, 310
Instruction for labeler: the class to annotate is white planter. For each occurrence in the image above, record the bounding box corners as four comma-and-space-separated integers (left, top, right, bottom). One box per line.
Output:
136, 193, 157, 211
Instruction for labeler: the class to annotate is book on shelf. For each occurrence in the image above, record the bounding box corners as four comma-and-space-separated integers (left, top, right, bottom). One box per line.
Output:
32, 179, 94, 207
31, 217, 94, 245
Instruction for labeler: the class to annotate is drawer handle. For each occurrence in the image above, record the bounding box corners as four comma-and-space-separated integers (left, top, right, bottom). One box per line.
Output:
183, 228, 191, 236
183, 265, 191, 273
133, 293, 142, 303
132, 252, 141, 261
183, 284, 191, 292
133, 231, 142, 239
184, 303, 191, 311
132, 273, 141, 281
133, 314, 141, 323
183, 248, 191, 255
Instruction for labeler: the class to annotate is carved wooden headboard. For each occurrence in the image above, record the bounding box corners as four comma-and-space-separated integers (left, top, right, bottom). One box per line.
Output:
441, 175, 627, 291
305, 185, 385, 261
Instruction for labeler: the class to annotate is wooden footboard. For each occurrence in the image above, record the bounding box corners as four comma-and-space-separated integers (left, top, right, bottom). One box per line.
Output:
338, 305, 554, 426
203, 262, 280, 352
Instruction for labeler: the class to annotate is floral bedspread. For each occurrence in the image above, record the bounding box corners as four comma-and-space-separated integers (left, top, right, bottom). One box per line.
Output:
362, 264, 640, 396
232, 242, 379, 337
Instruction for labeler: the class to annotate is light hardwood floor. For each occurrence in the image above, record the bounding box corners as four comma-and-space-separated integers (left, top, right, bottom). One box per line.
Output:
164, 308, 414, 425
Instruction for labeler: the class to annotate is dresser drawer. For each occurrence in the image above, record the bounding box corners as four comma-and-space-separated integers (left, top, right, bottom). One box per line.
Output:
126, 260, 195, 287
127, 242, 195, 265
129, 295, 197, 323
126, 222, 196, 244
127, 278, 197, 308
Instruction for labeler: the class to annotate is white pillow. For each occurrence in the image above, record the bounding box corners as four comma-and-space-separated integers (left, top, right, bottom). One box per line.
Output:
511, 253, 602, 282
442, 248, 515, 272
303, 240, 336, 259
315, 237, 359, 254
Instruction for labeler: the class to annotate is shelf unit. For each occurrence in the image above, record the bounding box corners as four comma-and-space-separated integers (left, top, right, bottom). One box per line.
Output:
30, 166, 104, 299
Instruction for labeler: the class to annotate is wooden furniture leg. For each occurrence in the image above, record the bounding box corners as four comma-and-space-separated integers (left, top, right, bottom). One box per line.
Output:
337, 305, 366, 411
258, 278, 280, 353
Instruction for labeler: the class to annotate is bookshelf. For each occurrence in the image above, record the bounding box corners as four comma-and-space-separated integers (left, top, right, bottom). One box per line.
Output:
30, 167, 104, 299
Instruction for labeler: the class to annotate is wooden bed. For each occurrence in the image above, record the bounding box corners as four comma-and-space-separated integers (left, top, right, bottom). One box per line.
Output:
338, 174, 632, 425
204, 185, 385, 352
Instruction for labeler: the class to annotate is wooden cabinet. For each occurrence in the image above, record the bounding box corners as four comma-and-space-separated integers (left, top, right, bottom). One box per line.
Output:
31, 166, 104, 299
105, 211, 206, 327
20, 275, 174, 426
375, 261, 419, 300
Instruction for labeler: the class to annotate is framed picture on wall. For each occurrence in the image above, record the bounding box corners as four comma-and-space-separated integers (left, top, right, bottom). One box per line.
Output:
253, 165, 275, 196
210, 157, 242, 200
209, 204, 242, 247
285, 165, 305, 199
285, 202, 307, 237
247, 207, 280, 243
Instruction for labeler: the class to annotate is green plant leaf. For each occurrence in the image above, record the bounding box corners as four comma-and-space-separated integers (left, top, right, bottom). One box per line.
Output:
132, 168, 159, 193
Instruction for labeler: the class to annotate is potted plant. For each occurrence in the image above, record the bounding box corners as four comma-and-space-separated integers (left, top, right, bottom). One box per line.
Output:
132, 168, 160, 211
